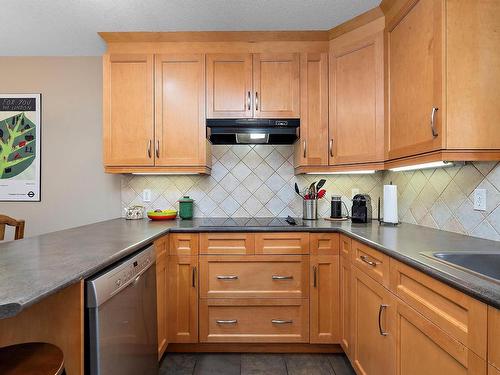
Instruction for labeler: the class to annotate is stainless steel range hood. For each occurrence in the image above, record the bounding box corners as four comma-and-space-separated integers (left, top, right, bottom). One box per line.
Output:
206, 118, 300, 145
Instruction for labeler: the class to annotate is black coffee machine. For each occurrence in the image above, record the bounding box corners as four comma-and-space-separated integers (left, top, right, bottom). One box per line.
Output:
351, 194, 372, 223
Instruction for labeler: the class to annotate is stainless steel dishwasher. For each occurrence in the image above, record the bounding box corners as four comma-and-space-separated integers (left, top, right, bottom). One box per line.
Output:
86, 245, 158, 375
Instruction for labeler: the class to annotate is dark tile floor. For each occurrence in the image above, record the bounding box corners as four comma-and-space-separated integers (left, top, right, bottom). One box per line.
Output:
160, 353, 356, 375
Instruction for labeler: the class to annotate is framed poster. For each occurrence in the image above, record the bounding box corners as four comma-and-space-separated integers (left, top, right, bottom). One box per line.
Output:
0, 94, 41, 201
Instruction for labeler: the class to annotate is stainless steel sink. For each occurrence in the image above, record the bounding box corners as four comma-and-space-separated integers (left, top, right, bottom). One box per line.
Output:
421, 251, 500, 283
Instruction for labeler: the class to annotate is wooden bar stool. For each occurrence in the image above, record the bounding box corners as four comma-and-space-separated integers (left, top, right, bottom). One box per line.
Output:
0, 342, 65, 375
0, 214, 25, 240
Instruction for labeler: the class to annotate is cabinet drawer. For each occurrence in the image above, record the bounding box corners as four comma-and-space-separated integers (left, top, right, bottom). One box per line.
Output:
340, 235, 351, 259
390, 259, 487, 359
199, 255, 308, 299
351, 240, 389, 286
170, 233, 199, 256
310, 233, 339, 256
200, 233, 255, 255
255, 232, 309, 255
199, 298, 309, 343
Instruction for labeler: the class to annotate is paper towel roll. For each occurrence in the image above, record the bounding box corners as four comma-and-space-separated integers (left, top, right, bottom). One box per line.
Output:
383, 185, 398, 224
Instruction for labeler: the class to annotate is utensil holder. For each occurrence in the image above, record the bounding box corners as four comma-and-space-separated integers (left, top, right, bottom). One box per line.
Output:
303, 199, 318, 220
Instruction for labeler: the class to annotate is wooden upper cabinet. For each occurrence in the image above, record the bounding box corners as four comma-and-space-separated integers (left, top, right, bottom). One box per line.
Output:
387, 0, 444, 159
206, 54, 253, 118
253, 53, 300, 118
329, 20, 384, 165
103, 54, 154, 166
295, 53, 329, 167
155, 54, 206, 166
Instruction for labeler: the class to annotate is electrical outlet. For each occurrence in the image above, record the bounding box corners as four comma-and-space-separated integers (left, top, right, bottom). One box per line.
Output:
473, 189, 486, 211
142, 189, 151, 203
351, 188, 360, 199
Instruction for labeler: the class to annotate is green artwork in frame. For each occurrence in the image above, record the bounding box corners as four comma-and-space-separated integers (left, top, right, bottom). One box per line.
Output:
0, 112, 36, 178
0, 94, 41, 202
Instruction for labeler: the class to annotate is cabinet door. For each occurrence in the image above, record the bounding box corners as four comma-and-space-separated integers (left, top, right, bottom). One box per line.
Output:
393, 298, 486, 375
489, 307, 500, 370
351, 266, 394, 375
103, 54, 154, 166
340, 255, 351, 357
155, 54, 206, 166
167, 255, 198, 343
206, 54, 253, 118
253, 53, 300, 118
310, 255, 339, 344
154, 236, 168, 358
329, 30, 384, 165
296, 53, 328, 167
387, 0, 444, 159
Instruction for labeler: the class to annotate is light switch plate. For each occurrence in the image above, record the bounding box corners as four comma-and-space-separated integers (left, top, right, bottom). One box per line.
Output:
473, 189, 486, 211
142, 189, 151, 203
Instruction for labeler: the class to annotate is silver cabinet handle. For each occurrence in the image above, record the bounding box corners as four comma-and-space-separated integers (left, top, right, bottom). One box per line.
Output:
255, 92, 259, 111
155, 140, 160, 158
360, 255, 377, 267
147, 140, 152, 158
313, 266, 317, 288
430, 107, 439, 137
192, 266, 197, 288
216, 320, 237, 324
217, 275, 239, 280
329, 139, 334, 157
272, 275, 293, 280
247, 91, 251, 110
378, 304, 389, 336
303, 140, 307, 158
272, 319, 293, 324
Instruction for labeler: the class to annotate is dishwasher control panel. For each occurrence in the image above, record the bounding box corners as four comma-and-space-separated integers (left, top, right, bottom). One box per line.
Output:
86, 245, 155, 307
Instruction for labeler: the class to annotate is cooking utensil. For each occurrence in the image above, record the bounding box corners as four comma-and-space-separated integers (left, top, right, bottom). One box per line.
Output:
316, 179, 326, 191
317, 189, 326, 199
294, 183, 305, 199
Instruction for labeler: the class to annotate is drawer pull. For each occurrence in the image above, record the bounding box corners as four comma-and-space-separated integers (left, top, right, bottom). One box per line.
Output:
378, 304, 389, 336
272, 319, 293, 324
272, 275, 293, 280
360, 255, 377, 267
216, 275, 239, 280
216, 319, 237, 325
313, 266, 317, 287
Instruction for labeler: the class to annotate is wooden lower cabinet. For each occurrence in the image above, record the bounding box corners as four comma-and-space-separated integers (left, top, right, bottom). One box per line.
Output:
154, 236, 169, 359
490, 365, 500, 375
310, 255, 339, 344
339, 255, 351, 356
167, 255, 198, 343
351, 265, 394, 375
199, 298, 309, 343
393, 298, 486, 375
489, 307, 500, 370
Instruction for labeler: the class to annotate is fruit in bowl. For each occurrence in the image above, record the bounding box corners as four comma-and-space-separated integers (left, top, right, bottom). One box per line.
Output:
147, 209, 177, 221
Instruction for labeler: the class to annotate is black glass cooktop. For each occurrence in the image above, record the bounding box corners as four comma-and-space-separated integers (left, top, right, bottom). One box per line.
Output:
199, 217, 306, 227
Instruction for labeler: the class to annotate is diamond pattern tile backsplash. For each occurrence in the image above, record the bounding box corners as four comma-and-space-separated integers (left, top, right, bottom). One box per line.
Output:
121, 145, 500, 242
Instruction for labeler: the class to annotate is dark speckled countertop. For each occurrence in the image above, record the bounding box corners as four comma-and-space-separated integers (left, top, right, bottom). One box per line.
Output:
0, 217, 499, 319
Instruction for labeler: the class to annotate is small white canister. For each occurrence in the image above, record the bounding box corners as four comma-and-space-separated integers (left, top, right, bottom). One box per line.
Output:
124, 205, 144, 220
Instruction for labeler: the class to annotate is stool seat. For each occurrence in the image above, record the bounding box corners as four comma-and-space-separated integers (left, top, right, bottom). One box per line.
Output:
0, 342, 64, 375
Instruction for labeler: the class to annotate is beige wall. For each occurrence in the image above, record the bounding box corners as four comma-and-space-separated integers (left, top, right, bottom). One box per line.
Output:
0, 57, 121, 237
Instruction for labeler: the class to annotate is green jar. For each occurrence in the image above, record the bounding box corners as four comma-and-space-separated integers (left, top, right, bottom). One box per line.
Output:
178, 196, 194, 219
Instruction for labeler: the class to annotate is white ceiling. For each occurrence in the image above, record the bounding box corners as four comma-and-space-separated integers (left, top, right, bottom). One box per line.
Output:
0, 0, 380, 56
